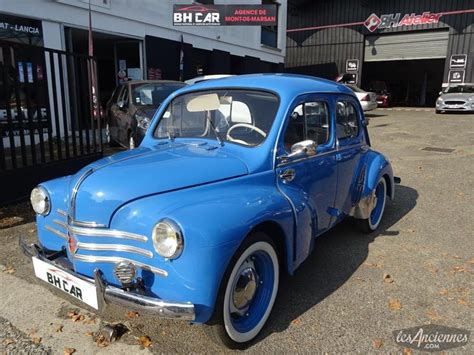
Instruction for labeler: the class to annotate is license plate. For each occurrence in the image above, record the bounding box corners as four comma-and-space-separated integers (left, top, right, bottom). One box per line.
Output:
32, 257, 98, 309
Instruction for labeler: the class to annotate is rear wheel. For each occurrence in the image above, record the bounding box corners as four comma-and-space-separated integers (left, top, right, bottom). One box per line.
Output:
435, 110, 442, 114
206, 232, 279, 349
357, 177, 387, 233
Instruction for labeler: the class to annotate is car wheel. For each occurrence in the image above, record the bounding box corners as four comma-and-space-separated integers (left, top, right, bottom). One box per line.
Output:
206, 232, 279, 349
435, 110, 441, 114
357, 177, 387, 233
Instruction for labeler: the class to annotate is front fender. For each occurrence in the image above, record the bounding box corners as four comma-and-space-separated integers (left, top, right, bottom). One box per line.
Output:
109, 170, 293, 323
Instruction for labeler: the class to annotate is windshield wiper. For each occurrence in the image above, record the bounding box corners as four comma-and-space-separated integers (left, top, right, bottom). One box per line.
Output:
205, 112, 224, 146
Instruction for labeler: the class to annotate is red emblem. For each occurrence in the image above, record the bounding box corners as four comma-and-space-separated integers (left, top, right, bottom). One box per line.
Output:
364, 13, 381, 32
68, 233, 78, 254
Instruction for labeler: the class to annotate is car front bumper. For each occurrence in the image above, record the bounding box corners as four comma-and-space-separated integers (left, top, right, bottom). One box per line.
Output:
20, 239, 195, 321
436, 101, 474, 112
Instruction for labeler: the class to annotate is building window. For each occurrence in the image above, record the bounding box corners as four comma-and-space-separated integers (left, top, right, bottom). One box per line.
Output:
195, 0, 214, 4
261, 0, 278, 48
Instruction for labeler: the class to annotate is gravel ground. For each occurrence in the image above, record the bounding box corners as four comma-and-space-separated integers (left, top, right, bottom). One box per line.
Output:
0, 317, 51, 354
0, 108, 472, 353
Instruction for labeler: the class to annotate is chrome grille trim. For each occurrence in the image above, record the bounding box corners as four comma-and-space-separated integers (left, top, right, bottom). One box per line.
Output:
56, 209, 67, 217
76, 242, 153, 258
74, 254, 168, 277
53, 219, 68, 229
69, 226, 148, 242
45, 225, 68, 240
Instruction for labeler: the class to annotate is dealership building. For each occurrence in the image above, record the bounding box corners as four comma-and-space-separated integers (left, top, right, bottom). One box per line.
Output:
286, 0, 473, 106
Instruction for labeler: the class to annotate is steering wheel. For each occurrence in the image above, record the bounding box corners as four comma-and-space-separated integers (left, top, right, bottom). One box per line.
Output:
226, 123, 267, 146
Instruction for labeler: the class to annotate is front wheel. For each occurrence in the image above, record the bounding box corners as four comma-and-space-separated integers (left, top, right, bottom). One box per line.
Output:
206, 232, 279, 349
357, 177, 387, 233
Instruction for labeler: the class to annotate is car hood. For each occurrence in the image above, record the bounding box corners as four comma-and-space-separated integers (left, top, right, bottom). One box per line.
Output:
70, 142, 248, 226
440, 93, 473, 101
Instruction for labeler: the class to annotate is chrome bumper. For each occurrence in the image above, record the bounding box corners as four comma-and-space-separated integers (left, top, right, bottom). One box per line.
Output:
20, 239, 195, 321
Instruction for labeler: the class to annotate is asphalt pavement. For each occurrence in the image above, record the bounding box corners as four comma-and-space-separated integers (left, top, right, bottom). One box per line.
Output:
0, 108, 473, 354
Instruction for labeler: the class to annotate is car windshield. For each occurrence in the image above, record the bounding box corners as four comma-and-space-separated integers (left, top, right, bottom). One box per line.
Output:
154, 90, 279, 147
131, 83, 185, 106
444, 85, 474, 94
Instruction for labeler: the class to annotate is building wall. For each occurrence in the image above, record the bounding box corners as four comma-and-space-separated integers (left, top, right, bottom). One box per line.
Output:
286, 0, 473, 84
0, 0, 286, 65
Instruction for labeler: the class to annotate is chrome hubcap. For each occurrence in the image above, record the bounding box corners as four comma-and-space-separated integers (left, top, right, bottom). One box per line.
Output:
231, 259, 259, 316
129, 136, 135, 149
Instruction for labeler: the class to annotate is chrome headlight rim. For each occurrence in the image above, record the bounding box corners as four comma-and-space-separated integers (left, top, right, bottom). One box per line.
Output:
152, 218, 184, 260
136, 113, 151, 130
30, 186, 51, 216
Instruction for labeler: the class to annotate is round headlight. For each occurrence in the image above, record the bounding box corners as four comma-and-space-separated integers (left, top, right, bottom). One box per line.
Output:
152, 219, 183, 259
30, 186, 50, 216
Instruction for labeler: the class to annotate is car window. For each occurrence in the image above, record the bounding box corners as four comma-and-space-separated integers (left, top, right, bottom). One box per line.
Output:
284, 101, 329, 152
131, 83, 185, 106
118, 86, 129, 104
111, 85, 122, 103
336, 101, 359, 140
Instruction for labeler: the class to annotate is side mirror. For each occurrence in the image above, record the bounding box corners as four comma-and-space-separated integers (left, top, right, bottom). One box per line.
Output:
117, 100, 126, 109
438, 91, 443, 96
279, 140, 317, 163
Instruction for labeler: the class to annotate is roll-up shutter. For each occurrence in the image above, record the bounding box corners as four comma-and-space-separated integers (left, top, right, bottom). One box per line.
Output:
364, 30, 449, 62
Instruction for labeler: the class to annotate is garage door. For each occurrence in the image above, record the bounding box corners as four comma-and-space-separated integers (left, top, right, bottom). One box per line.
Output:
364, 30, 449, 62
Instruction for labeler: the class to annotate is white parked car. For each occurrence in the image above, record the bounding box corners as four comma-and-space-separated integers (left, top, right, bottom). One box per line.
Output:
185, 74, 233, 85
345, 84, 378, 111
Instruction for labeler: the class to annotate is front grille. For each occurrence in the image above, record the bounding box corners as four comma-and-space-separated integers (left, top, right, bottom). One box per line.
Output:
445, 101, 466, 105
44, 209, 167, 277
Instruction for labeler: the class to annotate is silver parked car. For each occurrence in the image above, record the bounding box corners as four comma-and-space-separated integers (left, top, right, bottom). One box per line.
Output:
345, 84, 378, 112
436, 84, 474, 114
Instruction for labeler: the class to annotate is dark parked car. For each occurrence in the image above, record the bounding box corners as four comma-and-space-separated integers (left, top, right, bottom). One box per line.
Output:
106, 80, 186, 149
368, 81, 392, 108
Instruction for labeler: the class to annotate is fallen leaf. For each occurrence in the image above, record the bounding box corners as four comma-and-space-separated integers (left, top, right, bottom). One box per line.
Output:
403, 348, 413, 355
29, 228, 36, 233
372, 339, 383, 349
468, 259, 474, 265
457, 298, 468, 306
439, 288, 449, 296
126, 311, 139, 318
67, 310, 78, 318
365, 262, 383, 268
83, 317, 96, 325
291, 318, 301, 326
55, 324, 64, 333
2, 338, 15, 345
85, 331, 94, 337
95, 334, 109, 348
383, 274, 394, 283
2, 266, 15, 274
71, 314, 85, 322
64, 347, 75, 355
424, 263, 438, 274
388, 298, 402, 311
31, 337, 42, 345
139, 335, 152, 348
426, 309, 440, 321
452, 266, 466, 273
452, 255, 463, 260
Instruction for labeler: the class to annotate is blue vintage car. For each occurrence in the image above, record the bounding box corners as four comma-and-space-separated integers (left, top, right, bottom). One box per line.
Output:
24, 74, 395, 348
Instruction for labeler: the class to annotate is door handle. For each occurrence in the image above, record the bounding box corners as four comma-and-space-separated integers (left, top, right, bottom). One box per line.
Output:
335, 153, 342, 161
279, 168, 296, 183
360, 145, 369, 152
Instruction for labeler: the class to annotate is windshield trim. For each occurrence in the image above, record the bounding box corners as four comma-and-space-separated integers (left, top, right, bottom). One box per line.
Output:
151, 87, 281, 149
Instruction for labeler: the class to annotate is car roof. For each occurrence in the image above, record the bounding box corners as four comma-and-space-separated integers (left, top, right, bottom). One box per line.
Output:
177, 74, 353, 97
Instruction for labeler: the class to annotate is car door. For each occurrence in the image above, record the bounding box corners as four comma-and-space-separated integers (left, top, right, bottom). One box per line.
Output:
276, 94, 337, 264
116, 85, 130, 145
109, 85, 124, 142
334, 98, 364, 217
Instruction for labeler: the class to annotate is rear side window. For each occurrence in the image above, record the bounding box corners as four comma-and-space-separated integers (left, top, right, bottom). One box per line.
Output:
336, 101, 359, 140
283, 101, 329, 152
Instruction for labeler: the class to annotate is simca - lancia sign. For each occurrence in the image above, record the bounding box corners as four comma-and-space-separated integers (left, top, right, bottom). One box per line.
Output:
364, 11, 442, 32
